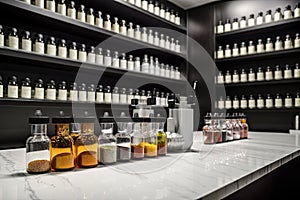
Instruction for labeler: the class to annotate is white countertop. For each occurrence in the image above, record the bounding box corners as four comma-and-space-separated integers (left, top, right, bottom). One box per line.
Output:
0, 132, 300, 200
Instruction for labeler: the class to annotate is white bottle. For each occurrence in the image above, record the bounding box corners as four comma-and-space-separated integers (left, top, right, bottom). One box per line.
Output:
78, 44, 87, 62
274, 8, 282, 21
142, 54, 149, 73
154, 1, 160, 16
135, 0, 141, 7
77, 5, 86, 23
7, 76, 18, 99
217, 46, 224, 59
113, 51, 120, 68
21, 31, 32, 52
256, 39, 265, 53
232, 18, 239, 30
46, 85, 56, 100
265, 38, 274, 52
248, 95, 256, 109
96, 85, 104, 103
170, 9, 175, 23
69, 83, 78, 101
284, 5, 293, 20
96, 11, 103, 28
104, 15, 112, 31
67, 1, 76, 19
87, 8, 95, 25
104, 50, 112, 66
149, 56, 155, 74
141, 27, 148, 42
21, 78, 31, 99
274, 65, 283, 80
87, 46, 96, 63
120, 53, 127, 69
96, 48, 104, 65
175, 67, 180, 80
8, 28, 19, 49
159, 34, 165, 48
69, 42, 78, 60
225, 96, 232, 109
160, 63, 165, 77
295, 93, 300, 107
160, 4, 165, 18
135, 25, 141, 40
165, 7, 170, 21
275, 94, 283, 108
148, 0, 154, 13
79, 83, 87, 102
294, 63, 300, 78
256, 12, 264, 25
165, 36, 170, 49
35, 0, 44, 8
175, 12, 181, 25
240, 95, 247, 109
127, 22, 134, 38
175, 40, 181, 53
284, 35, 293, 49
232, 70, 239, 83
112, 17, 120, 33
57, 81, 68, 101
153, 32, 160, 46
240, 16, 247, 29
257, 94, 264, 109
216, 21, 224, 34
295, 33, 300, 48
134, 57, 141, 72
170, 38, 175, 51
284, 65, 292, 79
256, 67, 264, 81
58, 39, 67, 58
224, 19, 231, 32
154, 58, 160, 76
240, 42, 247, 56
0, 25, 4, 47
265, 10, 273, 23
46, 0, 55, 12
218, 96, 225, 109
141, 0, 148, 10
112, 87, 120, 104
120, 88, 127, 104
248, 41, 256, 54
240, 69, 247, 82
265, 66, 273, 81
57, 0, 66, 16
127, 55, 134, 70
165, 65, 170, 78
224, 44, 231, 58
225, 70, 232, 84
87, 84, 96, 102
34, 79, 44, 100
285, 93, 293, 108
127, 88, 134, 104
275, 36, 283, 51
217, 71, 224, 84
265, 94, 273, 108
46, 37, 56, 56
233, 96, 239, 109
119, 20, 127, 36
248, 68, 255, 82
295, 3, 300, 18
232, 43, 239, 57
248, 14, 255, 26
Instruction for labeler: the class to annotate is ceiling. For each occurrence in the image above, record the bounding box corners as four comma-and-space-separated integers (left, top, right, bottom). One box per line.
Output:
168, 0, 220, 9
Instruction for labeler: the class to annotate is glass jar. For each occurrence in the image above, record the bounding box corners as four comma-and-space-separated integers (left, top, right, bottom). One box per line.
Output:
131, 119, 145, 159
96, 11, 103, 28
225, 96, 232, 109
233, 95, 239, 109
112, 17, 119, 33
120, 88, 127, 104
7, 75, 18, 99
265, 10, 272, 23
127, 55, 134, 71
46, 80, 56, 100
120, 20, 127, 36
26, 110, 50, 174
77, 5, 86, 23
87, 8, 95, 25
96, 84, 104, 103
98, 115, 117, 164
248, 95, 256, 109
47, 37, 56, 56
265, 38, 274, 52
240, 69, 247, 82
274, 8, 282, 21
75, 114, 98, 168
115, 117, 132, 162
154, 117, 167, 156
87, 46, 96, 63
127, 22, 134, 38
256, 12, 264, 25
248, 14, 255, 26
295, 33, 300, 48
240, 95, 247, 109
275, 36, 283, 51
50, 111, 75, 171
9, 28, 19, 49
67, 1, 76, 19
57, 81, 67, 101
104, 86, 112, 103
104, 14, 112, 31
266, 94, 273, 108
295, 93, 300, 107
34, 78, 44, 100
78, 83, 87, 102
78, 44, 87, 62
21, 31, 32, 52
21, 77, 31, 99
69, 82, 78, 101
87, 84, 96, 102
112, 86, 120, 104
57, 0, 66, 16
265, 66, 273, 81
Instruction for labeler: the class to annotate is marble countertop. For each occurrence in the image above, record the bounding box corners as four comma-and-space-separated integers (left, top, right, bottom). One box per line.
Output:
0, 132, 300, 200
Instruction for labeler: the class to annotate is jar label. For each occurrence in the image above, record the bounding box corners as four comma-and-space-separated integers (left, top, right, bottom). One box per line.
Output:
47, 45, 56, 56
135, 0, 141, 7
232, 75, 239, 82
69, 49, 78, 60
148, 4, 154, 13
21, 86, 31, 99
35, 88, 44, 99
265, 15, 272, 23
58, 89, 67, 101
87, 91, 95, 102
240, 21, 247, 28
218, 101, 224, 109
78, 52, 87, 62
248, 74, 255, 81
275, 42, 283, 51
225, 75, 232, 83
8, 85, 18, 98
232, 22, 239, 30
284, 41, 292, 49
96, 55, 104, 65
96, 92, 104, 103
248, 19, 255, 26
22, 40, 32, 51
58, 47, 67, 58
225, 49, 231, 57
79, 91, 87, 101
170, 71, 175, 79
170, 43, 175, 51
224, 24, 231, 32
69, 90, 78, 101
266, 43, 274, 51
159, 39, 165, 48
295, 40, 300, 48
34, 42, 45, 54
175, 72, 180, 80
160, 10, 165, 18
154, 7, 160, 16
104, 93, 112, 103
274, 13, 281, 21
9, 36, 19, 49
46, 89, 56, 100
257, 73, 264, 81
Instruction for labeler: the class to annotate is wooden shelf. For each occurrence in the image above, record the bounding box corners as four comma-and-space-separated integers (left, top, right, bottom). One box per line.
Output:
216, 17, 300, 38
215, 107, 300, 113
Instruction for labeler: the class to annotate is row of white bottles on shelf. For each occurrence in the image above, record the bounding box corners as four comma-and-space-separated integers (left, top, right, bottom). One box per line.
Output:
124, 0, 182, 25
217, 93, 300, 109
0, 75, 173, 106
217, 63, 300, 84
216, 34, 300, 59
216, 3, 300, 33
21, 0, 181, 52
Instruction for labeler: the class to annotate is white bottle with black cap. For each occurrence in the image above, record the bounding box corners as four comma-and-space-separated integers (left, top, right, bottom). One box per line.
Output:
232, 18, 239, 30
7, 76, 19, 99
78, 44, 87, 62
96, 48, 104, 65
57, 0, 66, 16
217, 21, 224, 34
248, 41, 256, 54
240, 16, 247, 28
284, 5, 293, 20
58, 81, 67, 101
77, 5, 86, 23
295, 3, 300, 18
275, 94, 283, 108
248, 14, 255, 26
141, 27, 148, 42
274, 8, 282, 21
148, 30, 154, 44
224, 19, 231, 32
135, 0, 141, 7
69, 42, 78, 60
240, 69, 247, 82
34, 79, 44, 100
175, 12, 181, 25
47, 37, 56, 56
256, 39, 264, 53
148, 0, 154, 13
96, 11, 103, 28
87, 46, 96, 63
257, 94, 264, 109
8, 28, 19, 49
135, 25, 141, 40
127, 55, 134, 70
46, 80, 56, 100
120, 53, 127, 69
67, 1, 76, 19
224, 44, 231, 58
233, 96, 239, 109
87, 8, 95, 25
142, 0, 148, 10
256, 12, 264, 25
21, 31, 32, 52
285, 93, 293, 108
265, 10, 272, 23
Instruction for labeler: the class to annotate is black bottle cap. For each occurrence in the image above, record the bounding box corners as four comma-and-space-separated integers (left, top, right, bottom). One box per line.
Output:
241, 16, 246, 20
286, 5, 291, 10
249, 14, 254, 18
98, 116, 114, 123
266, 10, 272, 15
52, 110, 73, 124
59, 81, 67, 89
258, 12, 263, 16
80, 83, 86, 91
131, 98, 139, 106
97, 84, 103, 92
22, 77, 31, 86
70, 82, 77, 90
276, 8, 281, 12
47, 80, 56, 89
226, 19, 230, 23
233, 18, 238, 22
29, 110, 50, 124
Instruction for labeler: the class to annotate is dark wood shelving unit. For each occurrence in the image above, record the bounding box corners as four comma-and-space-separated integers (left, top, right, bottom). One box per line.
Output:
217, 108, 300, 113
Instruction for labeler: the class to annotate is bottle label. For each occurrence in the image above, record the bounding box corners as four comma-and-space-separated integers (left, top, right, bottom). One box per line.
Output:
284, 70, 292, 79
58, 89, 67, 101
175, 71, 181, 80
9, 36, 19, 49
170, 14, 175, 23
120, 94, 127, 104
87, 91, 95, 102
77, 12, 86, 22
170, 71, 175, 79
141, 33, 148, 42
256, 17, 263, 25
127, 61, 134, 70
284, 11, 293, 20
165, 41, 170, 49
160, 69, 165, 77
225, 49, 231, 57
159, 39, 165, 48
232, 75, 239, 82
135, 31, 141, 40
240, 74, 247, 82
47, 45, 56, 56
104, 21, 112, 31
275, 42, 283, 51
46, 1, 55, 12
87, 54, 96, 63
34, 42, 45, 54
35, 88, 44, 99
87, 15, 95, 25
96, 92, 104, 103
96, 18, 103, 28
240, 21, 247, 28
148, 35, 154, 44
257, 44, 264, 53
217, 50, 224, 59
127, 29, 134, 38
134, 61, 141, 72
170, 43, 175, 51
104, 57, 112, 66
69, 49, 78, 60
78, 51, 87, 62
0, 85, 3, 97
284, 41, 292, 49
79, 91, 87, 101
104, 93, 111, 103
165, 70, 170, 78
120, 60, 127, 69
274, 13, 281, 21
265, 15, 272, 23
295, 8, 300, 18
35, 0, 44, 8
58, 47, 67, 58
112, 94, 119, 103
96, 55, 104, 65
266, 99, 273, 108
21, 86, 31, 99
67, 9, 76, 19
266, 43, 274, 51
69, 90, 78, 101
22, 39, 32, 51
240, 47, 247, 55
46, 88, 56, 100
275, 99, 282, 108
142, 63, 149, 73
8, 85, 18, 98
248, 19, 255, 26
112, 24, 120, 33
113, 58, 120, 68
142, 1, 148, 10
0, 34, 4, 47
233, 101, 239, 109
232, 49, 239, 57
248, 46, 255, 54
57, 4, 66, 16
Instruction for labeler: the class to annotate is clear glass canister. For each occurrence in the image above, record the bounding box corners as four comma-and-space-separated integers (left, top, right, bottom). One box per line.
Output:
98, 115, 117, 164
75, 113, 98, 168
131, 119, 145, 160
154, 117, 167, 156
115, 117, 132, 162
26, 110, 50, 174
142, 118, 157, 158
